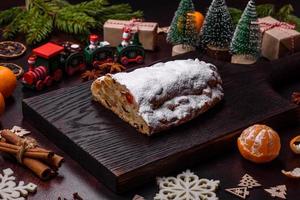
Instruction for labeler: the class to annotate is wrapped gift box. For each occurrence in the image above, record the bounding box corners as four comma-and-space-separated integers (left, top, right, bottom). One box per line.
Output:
103, 19, 158, 50
258, 16, 300, 60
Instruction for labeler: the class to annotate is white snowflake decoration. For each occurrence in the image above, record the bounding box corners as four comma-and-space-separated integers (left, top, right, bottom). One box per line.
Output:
0, 168, 37, 200
10, 126, 31, 137
154, 170, 220, 200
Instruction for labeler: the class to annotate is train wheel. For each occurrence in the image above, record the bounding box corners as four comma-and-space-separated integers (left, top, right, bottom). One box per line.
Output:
121, 56, 129, 65
44, 76, 53, 87
54, 69, 63, 81
79, 63, 86, 71
136, 55, 144, 64
36, 80, 44, 91
66, 66, 74, 76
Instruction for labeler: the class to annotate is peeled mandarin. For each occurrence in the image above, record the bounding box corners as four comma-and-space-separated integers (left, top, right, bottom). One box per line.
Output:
237, 124, 281, 163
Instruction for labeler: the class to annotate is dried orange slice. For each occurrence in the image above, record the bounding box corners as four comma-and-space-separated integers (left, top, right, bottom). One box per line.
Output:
290, 135, 300, 154
0, 41, 26, 59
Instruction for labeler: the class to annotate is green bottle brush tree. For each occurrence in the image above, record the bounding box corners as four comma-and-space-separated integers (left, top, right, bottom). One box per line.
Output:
229, 3, 300, 31
167, 0, 196, 46
167, 0, 199, 56
200, 0, 234, 50
230, 0, 262, 64
0, 0, 143, 45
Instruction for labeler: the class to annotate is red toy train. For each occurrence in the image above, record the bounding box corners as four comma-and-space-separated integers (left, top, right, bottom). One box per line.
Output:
22, 31, 145, 90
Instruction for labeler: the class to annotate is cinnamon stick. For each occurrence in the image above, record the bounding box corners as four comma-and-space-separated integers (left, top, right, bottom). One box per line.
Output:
0, 129, 54, 180
22, 158, 52, 180
2, 130, 65, 168
1, 129, 23, 145
47, 154, 64, 169
0, 142, 54, 160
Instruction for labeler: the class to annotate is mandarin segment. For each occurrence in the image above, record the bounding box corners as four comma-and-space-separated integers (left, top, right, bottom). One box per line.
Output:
237, 124, 281, 163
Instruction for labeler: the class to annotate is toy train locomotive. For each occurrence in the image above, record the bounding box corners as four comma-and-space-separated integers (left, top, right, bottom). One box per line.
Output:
22, 31, 145, 90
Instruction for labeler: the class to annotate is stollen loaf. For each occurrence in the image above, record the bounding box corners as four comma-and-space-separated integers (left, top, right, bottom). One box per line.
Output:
91, 59, 224, 135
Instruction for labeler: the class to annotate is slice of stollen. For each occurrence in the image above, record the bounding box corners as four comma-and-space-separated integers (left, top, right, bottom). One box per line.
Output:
91, 59, 224, 135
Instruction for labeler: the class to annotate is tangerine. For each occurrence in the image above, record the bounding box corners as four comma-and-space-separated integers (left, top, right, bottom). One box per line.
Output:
187, 11, 205, 33
0, 66, 17, 98
237, 124, 281, 163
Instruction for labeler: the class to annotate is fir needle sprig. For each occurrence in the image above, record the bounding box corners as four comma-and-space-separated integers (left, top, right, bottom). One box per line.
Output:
0, 0, 143, 45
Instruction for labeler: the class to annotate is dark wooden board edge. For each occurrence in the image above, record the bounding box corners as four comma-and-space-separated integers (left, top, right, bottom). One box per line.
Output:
22, 95, 298, 193
116, 106, 299, 192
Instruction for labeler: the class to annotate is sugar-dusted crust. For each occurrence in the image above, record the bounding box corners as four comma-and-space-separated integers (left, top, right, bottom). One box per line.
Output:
91, 59, 224, 135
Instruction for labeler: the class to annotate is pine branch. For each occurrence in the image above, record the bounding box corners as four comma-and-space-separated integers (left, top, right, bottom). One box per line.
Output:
51, 0, 70, 8
256, 4, 274, 17
2, 11, 26, 39
25, 14, 53, 44
105, 11, 143, 20
228, 7, 242, 26
0, 7, 23, 26
70, 0, 109, 15
55, 9, 96, 35
92, 4, 142, 27
276, 4, 294, 21
31, 0, 60, 15
18, 7, 41, 33
287, 14, 300, 31
0, 0, 143, 45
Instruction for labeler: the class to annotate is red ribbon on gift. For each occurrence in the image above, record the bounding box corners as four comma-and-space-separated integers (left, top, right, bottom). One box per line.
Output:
122, 18, 144, 33
259, 21, 296, 33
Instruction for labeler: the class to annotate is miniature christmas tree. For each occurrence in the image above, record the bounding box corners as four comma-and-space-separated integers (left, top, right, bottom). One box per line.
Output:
200, 0, 234, 49
167, 0, 197, 46
185, 13, 200, 46
230, 0, 262, 64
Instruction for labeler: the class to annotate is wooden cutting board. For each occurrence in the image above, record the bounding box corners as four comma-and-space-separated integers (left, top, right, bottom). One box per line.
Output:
22, 52, 298, 193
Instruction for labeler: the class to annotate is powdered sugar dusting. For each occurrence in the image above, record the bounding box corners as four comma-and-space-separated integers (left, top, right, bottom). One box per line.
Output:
110, 59, 224, 131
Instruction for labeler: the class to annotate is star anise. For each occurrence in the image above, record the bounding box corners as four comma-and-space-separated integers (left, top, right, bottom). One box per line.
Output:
292, 92, 300, 105
81, 69, 101, 82
96, 62, 126, 74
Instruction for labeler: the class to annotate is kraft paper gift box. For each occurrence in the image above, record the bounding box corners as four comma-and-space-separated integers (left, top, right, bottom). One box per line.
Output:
103, 19, 158, 51
258, 16, 300, 60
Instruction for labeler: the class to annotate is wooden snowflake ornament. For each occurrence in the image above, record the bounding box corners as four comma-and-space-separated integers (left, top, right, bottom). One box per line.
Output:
264, 185, 287, 199
238, 174, 261, 188
225, 187, 250, 199
0, 168, 37, 200
154, 170, 220, 200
